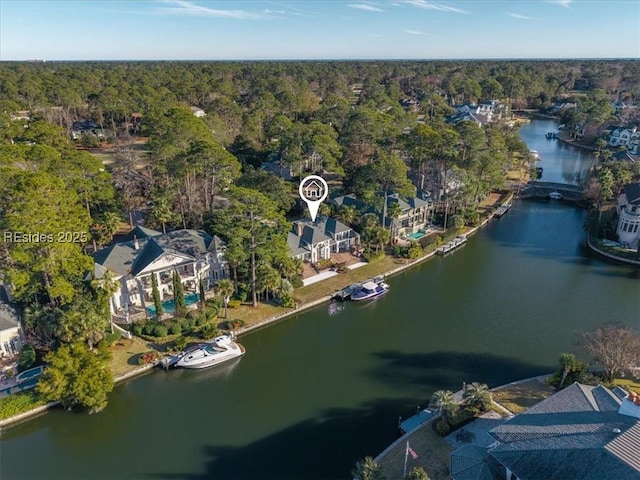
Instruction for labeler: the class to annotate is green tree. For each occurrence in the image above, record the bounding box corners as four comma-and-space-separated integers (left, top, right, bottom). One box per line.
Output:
151, 272, 163, 319
37, 343, 114, 414
462, 382, 492, 412
406, 467, 430, 480
351, 457, 385, 480
172, 270, 186, 317
0, 170, 92, 306
237, 167, 295, 213
211, 187, 287, 307
558, 352, 579, 388
214, 279, 234, 318
56, 297, 109, 349
199, 279, 206, 310
429, 390, 456, 423
150, 197, 174, 234
339, 204, 359, 225
18, 344, 36, 372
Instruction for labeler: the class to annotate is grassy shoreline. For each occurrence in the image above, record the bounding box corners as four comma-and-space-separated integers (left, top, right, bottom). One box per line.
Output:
0, 190, 515, 427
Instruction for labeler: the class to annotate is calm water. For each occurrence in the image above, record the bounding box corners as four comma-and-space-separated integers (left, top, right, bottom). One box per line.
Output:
1, 120, 638, 480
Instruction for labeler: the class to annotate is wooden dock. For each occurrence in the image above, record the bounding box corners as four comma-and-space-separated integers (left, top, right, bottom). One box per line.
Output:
494, 203, 512, 219
436, 235, 468, 255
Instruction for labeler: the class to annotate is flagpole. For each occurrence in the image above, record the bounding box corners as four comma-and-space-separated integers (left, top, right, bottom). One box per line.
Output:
403, 441, 409, 478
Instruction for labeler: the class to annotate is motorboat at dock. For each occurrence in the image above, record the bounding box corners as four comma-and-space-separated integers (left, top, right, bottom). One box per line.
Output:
351, 280, 390, 301
171, 334, 245, 369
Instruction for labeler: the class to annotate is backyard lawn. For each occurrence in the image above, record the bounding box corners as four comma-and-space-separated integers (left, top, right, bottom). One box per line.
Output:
492, 378, 555, 414
378, 422, 453, 480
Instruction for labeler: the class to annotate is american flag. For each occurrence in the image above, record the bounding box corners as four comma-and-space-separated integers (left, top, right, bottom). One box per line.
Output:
407, 444, 418, 460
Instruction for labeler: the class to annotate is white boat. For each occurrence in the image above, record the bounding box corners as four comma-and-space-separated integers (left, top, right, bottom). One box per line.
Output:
548, 191, 563, 200
175, 334, 245, 369
351, 281, 389, 301
529, 150, 540, 159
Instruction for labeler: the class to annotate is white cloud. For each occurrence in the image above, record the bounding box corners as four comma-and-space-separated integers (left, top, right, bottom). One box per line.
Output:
404, 29, 427, 35
403, 0, 468, 14
154, 0, 269, 19
545, 0, 572, 7
348, 3, 384, 12
508, 12, 533, 20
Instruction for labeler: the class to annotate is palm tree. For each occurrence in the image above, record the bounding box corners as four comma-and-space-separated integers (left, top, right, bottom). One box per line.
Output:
339, 204, 359, 225
387, 201, 402, 240
375, 226, 390, 253
462, 382, 492, 412
150, 197, 173, 234
406, 467, 430, 480
214, 279, 234, 318
558, 352, 578, 387
429, 389, 456, 422
351, 457, 384, 480
91, 270, 119, 333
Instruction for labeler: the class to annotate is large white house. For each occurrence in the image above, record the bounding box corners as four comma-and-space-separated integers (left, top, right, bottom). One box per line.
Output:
0, 286, 24, 359
93, 227, 227, 321
616, 183, 640, 248
287, 216, 360, 263
608, 126, 640, 154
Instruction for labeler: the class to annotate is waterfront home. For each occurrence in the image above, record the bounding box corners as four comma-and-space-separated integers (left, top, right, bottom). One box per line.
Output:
616, 183, 640, 249
92, 227, 227, 321
385, 193, 432, 240
445, 101, 503, 127
287, 216, 360, 263
330, 191, 433, 241
607, 126, 640, 154
450, 382, 640, 480
0, 285, 24, 359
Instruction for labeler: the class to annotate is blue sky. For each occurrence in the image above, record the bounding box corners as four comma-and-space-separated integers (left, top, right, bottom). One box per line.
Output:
1, 0, 639, 60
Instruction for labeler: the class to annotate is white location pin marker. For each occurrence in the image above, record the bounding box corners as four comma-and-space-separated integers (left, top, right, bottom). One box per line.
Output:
299, 175, 329, 222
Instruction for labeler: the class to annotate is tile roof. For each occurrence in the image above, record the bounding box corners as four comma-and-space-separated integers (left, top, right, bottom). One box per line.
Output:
488, 383, 640, 480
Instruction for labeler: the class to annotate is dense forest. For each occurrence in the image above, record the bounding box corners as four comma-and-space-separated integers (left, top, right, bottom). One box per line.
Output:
0, 59, 638, 410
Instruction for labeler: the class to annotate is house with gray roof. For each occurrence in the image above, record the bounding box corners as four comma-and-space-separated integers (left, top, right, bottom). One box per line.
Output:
287, 216, 360, 263
451, 382, 640, 480
330, 191, 433, 241
0, 285, 24, 359
616, 183, 640, 249
93, 228, 227, 321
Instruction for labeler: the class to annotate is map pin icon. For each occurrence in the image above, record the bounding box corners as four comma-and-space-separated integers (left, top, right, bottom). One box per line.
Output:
299, 175, 329, 222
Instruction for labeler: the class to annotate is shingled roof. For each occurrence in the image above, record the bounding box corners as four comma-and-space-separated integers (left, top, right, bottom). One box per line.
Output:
94, 229, 224, 277
488, 383, 640, 480
622, 183, 640, 206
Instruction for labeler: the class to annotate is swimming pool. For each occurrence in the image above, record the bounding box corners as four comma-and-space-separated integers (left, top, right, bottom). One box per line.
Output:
407, 231, 426, 240
147, 292, 200, 315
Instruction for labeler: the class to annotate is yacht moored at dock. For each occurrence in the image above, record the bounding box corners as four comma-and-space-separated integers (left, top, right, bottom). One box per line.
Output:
171, 334, 245, 369
351, 281, 390, 301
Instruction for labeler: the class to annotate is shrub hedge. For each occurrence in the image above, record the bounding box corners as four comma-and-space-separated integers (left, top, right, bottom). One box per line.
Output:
362, 251, 385, 263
